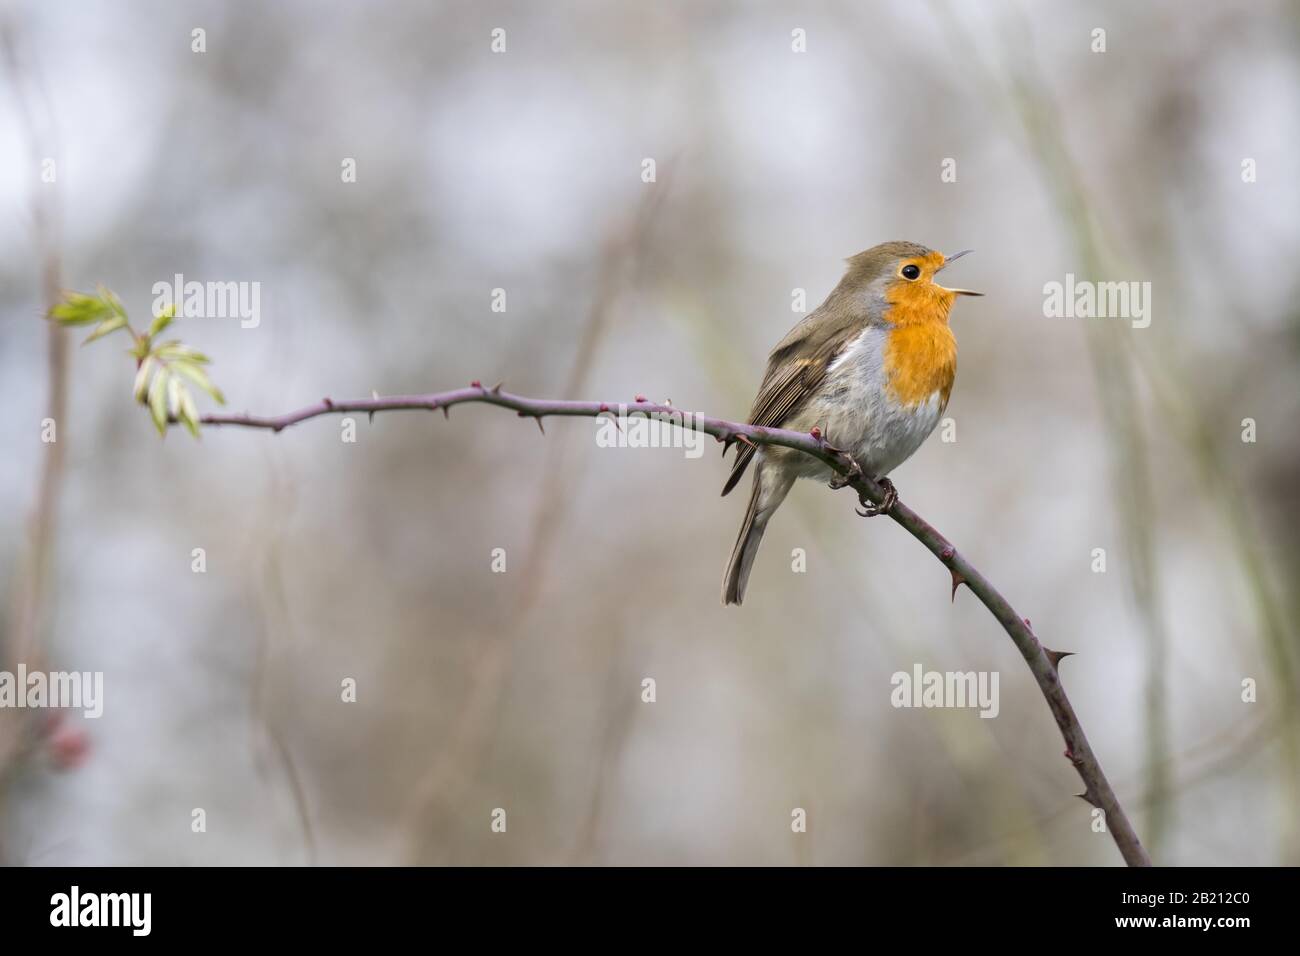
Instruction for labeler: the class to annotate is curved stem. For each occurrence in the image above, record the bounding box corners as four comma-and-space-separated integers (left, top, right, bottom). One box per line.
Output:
202, 385, 1152, 866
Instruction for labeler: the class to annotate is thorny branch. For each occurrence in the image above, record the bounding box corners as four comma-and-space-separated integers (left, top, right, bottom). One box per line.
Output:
201, 383, 1152, 867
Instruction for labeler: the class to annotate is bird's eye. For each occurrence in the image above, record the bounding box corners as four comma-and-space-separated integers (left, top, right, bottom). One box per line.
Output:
901, 264, 921, 280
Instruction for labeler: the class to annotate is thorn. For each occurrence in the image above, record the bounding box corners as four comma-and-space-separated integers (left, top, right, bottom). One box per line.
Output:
470, 379, 481, 388
369, 389, 379, 424
734, 434, 756, 450
810, 426, 822, 441
950, 568, 966, 602
1070, 763, 1101, 808
442, 405, 450, 419
599, 403, 610, 413
534, 417, 545, 435
1043, 647, 1074, 670
322, 397, 334, 410
940, 546, 955, 561
634, 394, 646, 403
490, 381, 503, 394
664, 398, 672, 407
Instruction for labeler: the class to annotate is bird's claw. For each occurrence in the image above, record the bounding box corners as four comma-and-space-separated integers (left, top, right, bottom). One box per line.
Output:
828, 454, 864, 490
855, 477, 898, 518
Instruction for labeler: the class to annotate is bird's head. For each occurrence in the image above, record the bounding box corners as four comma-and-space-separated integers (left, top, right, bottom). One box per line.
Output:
840, 241, 982, 326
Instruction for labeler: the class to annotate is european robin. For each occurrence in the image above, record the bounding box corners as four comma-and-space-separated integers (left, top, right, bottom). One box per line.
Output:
722, 241, 981, 605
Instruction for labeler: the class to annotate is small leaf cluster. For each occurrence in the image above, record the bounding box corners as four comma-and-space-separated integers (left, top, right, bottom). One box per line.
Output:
49, 287, 226, 436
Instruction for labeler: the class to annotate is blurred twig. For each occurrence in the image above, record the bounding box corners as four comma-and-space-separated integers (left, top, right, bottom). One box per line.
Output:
0, 24, 69, 854
197, 384, 1151, 865
248, 464, 317, 865
934, 0, 1299, 859
996, 13, 1175, 857
569, 624, 637, 865
928, 0, 1182, 856
392, 185, 667, 863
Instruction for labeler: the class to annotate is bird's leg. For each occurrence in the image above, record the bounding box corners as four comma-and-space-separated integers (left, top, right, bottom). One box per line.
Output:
856, 477, 898, 518
827, 454, 863, 490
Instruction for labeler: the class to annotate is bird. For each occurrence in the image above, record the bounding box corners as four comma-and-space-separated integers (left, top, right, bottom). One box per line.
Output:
721, 241, 981, 605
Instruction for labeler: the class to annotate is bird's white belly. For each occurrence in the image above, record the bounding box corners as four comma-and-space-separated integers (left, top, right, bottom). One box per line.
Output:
795, 326, 947, 480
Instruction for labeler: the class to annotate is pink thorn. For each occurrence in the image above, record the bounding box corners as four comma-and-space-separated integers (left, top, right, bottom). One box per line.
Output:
48, 723, 90, 771
471, 380, 481, 388
635, 394, 646, 403
810, 426, 822, 440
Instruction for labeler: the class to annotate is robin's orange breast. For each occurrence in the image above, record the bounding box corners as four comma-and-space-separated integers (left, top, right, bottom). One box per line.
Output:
881, 281, 958, 409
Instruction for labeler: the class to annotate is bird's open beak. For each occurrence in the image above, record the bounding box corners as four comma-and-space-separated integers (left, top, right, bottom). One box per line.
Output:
938, 249, 983, 296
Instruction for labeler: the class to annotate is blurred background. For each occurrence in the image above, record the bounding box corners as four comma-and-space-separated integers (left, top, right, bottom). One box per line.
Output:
1, 0, 1297, 865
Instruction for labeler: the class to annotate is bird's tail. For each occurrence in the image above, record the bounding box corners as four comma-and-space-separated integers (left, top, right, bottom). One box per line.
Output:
722, 464, 791, 606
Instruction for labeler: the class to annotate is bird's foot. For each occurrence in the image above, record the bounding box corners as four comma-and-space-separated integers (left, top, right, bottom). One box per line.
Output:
855, 477, 898, 518
828, 454, 864, 490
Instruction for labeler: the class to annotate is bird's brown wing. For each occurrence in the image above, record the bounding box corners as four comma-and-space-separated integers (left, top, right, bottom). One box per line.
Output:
720, 323, 858, 496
